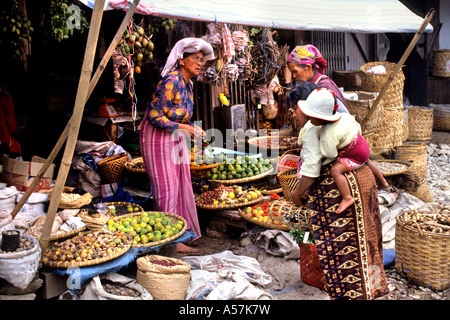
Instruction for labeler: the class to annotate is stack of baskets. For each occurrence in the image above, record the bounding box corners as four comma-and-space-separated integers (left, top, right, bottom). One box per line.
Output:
432, 49, 450, 78
359, 61, 406, 154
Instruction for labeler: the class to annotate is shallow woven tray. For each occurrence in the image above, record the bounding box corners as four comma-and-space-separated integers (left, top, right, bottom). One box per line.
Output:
42, 231, 132, 268
260, 188, 283, 195
208, 167, 274, 184
48, 226, 87, 241
190, 162, 222, 170
196, 195, 265, 210
238, 208, 290, 231
124, 157, 146, 173
372, 159, 412, 176
110, 211, 187, 248
102, 202, 144, 217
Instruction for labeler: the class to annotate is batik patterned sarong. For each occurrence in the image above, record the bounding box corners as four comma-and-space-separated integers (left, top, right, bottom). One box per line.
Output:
307, 162, 388, 300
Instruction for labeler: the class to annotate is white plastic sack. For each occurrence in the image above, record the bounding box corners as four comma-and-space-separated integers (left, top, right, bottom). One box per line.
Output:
182, 250, 273, 300
255, 229, 300, 259
0, 186, 19, 213
79, 273, 153, 300
0, 235, 41, 289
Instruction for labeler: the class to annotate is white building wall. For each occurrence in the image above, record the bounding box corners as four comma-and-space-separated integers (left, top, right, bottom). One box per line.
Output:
440, 0, 450, 49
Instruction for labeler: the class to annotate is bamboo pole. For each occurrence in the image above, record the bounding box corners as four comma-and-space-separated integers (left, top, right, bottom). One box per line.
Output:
10, 0, 140, 220
360, 8, 435, 128
39, 0, 106, 255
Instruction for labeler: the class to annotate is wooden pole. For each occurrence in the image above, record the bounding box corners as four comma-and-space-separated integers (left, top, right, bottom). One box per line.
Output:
361, 8, 435, 128
10, 0, 140, 220
39, 0, 106, 255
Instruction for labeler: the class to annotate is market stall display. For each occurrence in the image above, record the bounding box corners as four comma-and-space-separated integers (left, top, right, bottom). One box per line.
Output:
238, 201, 289, 231
248, 136, 298, 151
372, 160, 412, 176
101, 202, 144, 216
106, 211, 187, 247
195, 184, 265, 210
41, 230, 133, 268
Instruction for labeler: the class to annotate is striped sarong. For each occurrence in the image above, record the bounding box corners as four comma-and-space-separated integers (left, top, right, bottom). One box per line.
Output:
307, 162, 388, 300
139, 117, 201, 239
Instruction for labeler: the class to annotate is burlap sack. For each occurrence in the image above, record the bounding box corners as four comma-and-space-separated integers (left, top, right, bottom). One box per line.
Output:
136, 254, 191, 300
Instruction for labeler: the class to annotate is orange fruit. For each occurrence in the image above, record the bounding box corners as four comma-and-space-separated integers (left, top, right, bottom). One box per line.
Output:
134, 66, 141, 74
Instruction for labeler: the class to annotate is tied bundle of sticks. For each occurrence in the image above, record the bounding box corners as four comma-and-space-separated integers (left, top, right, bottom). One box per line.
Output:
398, 207, 450, 235
249, 29, 289, 86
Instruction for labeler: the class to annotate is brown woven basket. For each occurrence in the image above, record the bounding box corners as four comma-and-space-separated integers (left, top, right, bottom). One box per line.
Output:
407, 106, 433, 141
345, 91, 384, 134
396, 143, 428, 179
195, 194, 265, 210
368, 125, 395, 155
395, 208, 450, 291
267, 199, 312, 231
383, 104, 406, 148
432, 49, 450, 77
276, 167, 299, 202
431, 104, 450, 132
360, 61, 405, 107
405, 179, 434, 203
190, 162, 222, 179
238, 208, 290, 231
208, 167, 274, 184
97, 152, 128, 183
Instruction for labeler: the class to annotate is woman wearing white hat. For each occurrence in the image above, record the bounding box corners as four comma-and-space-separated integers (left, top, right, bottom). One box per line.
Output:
140, 37, 214, 253
296, 88, 388, 213
292, 88, 390, 300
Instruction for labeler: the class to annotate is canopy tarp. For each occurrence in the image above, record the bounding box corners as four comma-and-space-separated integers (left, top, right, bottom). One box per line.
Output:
79, 0, 433, 33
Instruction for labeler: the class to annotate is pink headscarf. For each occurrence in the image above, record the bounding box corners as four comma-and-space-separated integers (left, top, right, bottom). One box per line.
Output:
287, 45, 328, 74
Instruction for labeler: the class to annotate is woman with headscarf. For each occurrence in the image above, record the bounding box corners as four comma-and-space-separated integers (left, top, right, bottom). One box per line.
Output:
287, 44, 349, 113
139, 37, 214, 253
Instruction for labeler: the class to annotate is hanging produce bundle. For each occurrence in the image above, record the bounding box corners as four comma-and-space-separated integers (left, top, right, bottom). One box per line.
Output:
118, 22, 155, 74
249, 29, 289, 87
0, 6, 33, 60
47, 0, 89, 42
146, 17, 176, 35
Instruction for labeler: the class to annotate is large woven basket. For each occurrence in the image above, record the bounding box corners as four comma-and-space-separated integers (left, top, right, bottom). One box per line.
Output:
430, 104, 450, 132
124, 157, 151, 191
359, 61, 405, 108
407, 106, 433, 141
345, 91, 384, 134
395, 208, 450, 291
276, 167, 299, 202
432, 49, 450, 78
383, 104, 406, 148
97, 152, 128, 183
396, 143, 428, 179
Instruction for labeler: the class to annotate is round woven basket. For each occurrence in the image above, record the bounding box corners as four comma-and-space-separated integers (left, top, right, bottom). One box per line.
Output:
267, 199, 312, 231
124, 157, 150, 191
372, 159, 412, 177
238, 208, 290, 231
407, 106, 433, 141
431, 104, 450, 132
367, 125, 395, 155
395, 208, 450, 291
276, 167, 299, 202
383, 104, 406, 148
396, 143, 428, 179
432, 49, 450, 77
345, 91, 384, 134
190, 162, 222, 179
97, 152, 128, 183
359, 61, 405, 107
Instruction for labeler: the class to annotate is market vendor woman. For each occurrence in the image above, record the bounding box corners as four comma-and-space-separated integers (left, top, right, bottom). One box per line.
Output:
139, 37, 214, 253
287, 44, 349, 112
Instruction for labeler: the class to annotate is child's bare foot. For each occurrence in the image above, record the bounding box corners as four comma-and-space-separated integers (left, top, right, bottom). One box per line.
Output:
378, 179, 389, 190
336, 197, 355, 213
176, 243, 198, 253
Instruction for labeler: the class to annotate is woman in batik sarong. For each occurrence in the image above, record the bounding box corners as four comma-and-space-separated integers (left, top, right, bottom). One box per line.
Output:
140, 38, 214, 252
287, 44, 349, 112
292, 88, 390, 300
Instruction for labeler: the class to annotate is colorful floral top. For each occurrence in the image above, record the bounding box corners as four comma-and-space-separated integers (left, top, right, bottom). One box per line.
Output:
146, 69, 194, 133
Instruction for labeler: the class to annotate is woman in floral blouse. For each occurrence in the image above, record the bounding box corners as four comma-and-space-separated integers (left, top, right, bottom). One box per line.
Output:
140, 38, 214, 252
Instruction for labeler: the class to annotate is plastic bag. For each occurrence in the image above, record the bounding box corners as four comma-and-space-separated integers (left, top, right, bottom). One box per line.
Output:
0, 235, 41, 289
79, 273, 152, 300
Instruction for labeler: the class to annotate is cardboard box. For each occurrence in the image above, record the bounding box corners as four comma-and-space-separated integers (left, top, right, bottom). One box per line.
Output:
2, 155, 55, 192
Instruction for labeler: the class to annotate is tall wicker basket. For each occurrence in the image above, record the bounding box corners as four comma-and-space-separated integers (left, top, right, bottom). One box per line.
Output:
345, 91, 384, 134
395, 208, 450, 291
396, 143, 428, 179
407, 106, 433, 141
432, 49, 450, 78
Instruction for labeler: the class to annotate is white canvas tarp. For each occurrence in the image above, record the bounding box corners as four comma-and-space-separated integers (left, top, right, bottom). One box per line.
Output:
79, 0, 433, 33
